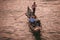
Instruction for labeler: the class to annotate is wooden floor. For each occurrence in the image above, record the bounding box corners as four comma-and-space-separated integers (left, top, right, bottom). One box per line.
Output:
0, 0, 60, 40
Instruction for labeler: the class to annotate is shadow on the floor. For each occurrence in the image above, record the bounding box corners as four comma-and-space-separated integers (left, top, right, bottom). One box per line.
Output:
32, 31, 41, 40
